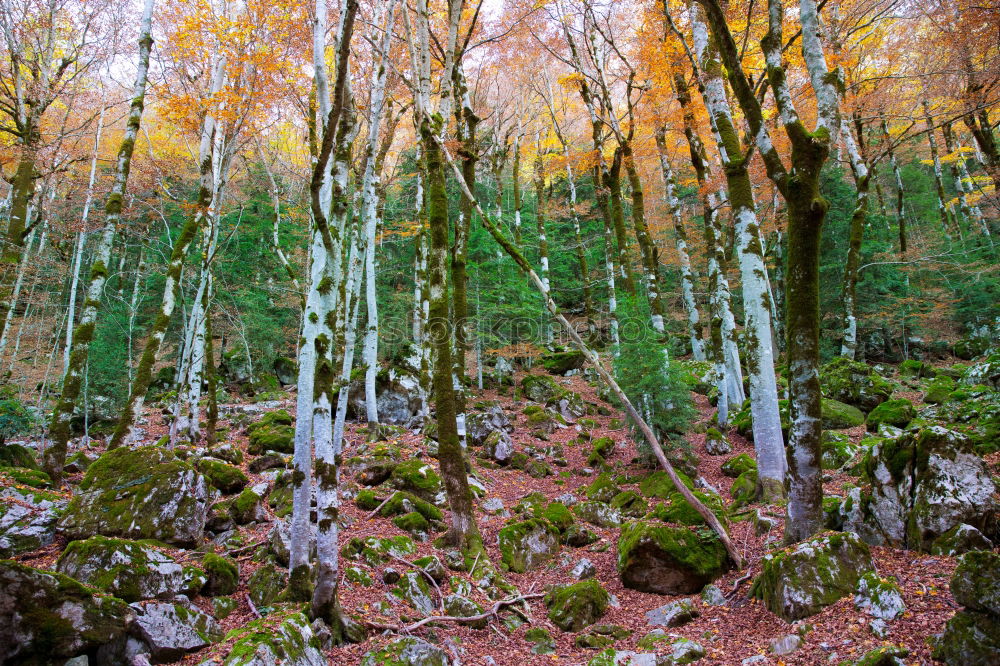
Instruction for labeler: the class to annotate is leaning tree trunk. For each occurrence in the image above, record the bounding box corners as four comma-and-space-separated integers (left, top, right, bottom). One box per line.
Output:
44, 0, 156, 477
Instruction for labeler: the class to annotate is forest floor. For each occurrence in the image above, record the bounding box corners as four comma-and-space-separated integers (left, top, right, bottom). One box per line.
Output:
10, 364, 976, 665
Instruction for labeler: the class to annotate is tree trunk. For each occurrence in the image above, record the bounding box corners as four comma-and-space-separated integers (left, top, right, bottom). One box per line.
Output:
622, 142, 666, 331
44, 0, 156, 475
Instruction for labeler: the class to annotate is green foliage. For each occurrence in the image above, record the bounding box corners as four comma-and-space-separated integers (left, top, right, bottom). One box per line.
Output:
0, 385, 34, 446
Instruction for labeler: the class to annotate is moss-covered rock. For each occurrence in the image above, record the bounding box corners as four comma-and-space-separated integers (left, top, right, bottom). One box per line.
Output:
865, 399, 915, 431
930, 523, 994, 556
0, 443, 38, 470
729, 469, 759, 508
951, 550, 1000, 616
55, 536, 192, 602
749, 531, 873, 621
0, 486, 64, 557
390, 570, 435, 614
854, 571, 905, 620
388, 460, 444, 505
573, 501, 623, 528
853, 426, 997, 550
378, 490, 443, 522
197, 458, 248, 494
644, 598, 699, 627
638, 469, 694, 499
851, 645, 909, 666
609, 491, 647, 518
0, 465, 51, 488
342, 535, 416, 566
130, 600, 222, 662
653, 491, 727, 526
497, 519, 560, 573
924, 375, 956, 404
0, 559, 134, 663
617, 520, 730, 595
229, 484, 267, 525
544, 579, 610, 631
247, 560, 287, 607
822, 357, 894, 412
361, 637, 450, 666
247, 423, 294, 455
222, 608, 327, 665
58, 445, 209, 547
203, 553, 239, 596
538, 501, 575, 531
704, 428, 731, 455
821, 431, 859, 470
899, 359, 932, 378
720, 453, 756, 478
587, 473, 622, 503
822, 398, 865, 429
933, 610, 1000, 666
443, 594, 486, 628
521, 374, 565, 403
540, 350, 586, 375
392, 511, 431, 540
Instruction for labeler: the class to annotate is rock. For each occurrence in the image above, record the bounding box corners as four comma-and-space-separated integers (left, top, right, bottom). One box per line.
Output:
482, 430, 515, 464
588, 473, 623, 502
545, 579, 610, 631
865, 399, 915, 431
481, 498, 506, 515
342, 535, 416, 566
588, 649, 662, 665
540, 350, 586, 375
223, 610, 328, 666
950, 550, 1000, 616
729, 470, 758, 508
247, 423, 294, 455
822, 398, 865, 429
269, 519, 292, 566
55, 536, 193, 602
617, 521, 729, 595
564, 524, 600, 547
391, 571, 435, 614
769, 634, 802, 655
854, 572, 905, 620
644, 599, 699, 627
249, 453, 287, 474
393, 511, 431, 541
360, 636, 450, 666
230, 483, 268, 524
961, 354, 1000, 390
931, 523, 994, 555
248, 560, 287, 607
348, 353, 426, 426
571, 558, 597, 579
466, 404, 512, 446
0, 560, 134, 663
704, 428, 731, 455
821, 431, 859, 470
749, 531, 874, 621
443, 594, 486, 629
851, 646, 909, 666
273, 357, 298, 385
58, 446, 209, 547
850, 426, 997, 550
526, 626, 556, 654
924, 375, 956, 403
700, 584, 726, 606
822, 357, 894, 412
497, 519, 560, 573
720, 454, 756, 478
933, 610, 1000, 666
573, 501, 623, 528
0, 486, 65, 557
202, 553, 239, 596
130, 600, 222, 662
196, 458, 248, 494
388, 460, 444, 505
610, 491, 648, 518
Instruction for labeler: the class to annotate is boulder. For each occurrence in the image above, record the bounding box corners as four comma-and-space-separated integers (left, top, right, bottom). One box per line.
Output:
821, 431, 859, 470
645, 599, 699, 627
721, 454, 756, 478
822, 398, 865, 429
55, 536, 195, 602
0, 486, 65, 557
933, 610, 1000, 666
360, 637, 450, 666
822, 357, 893, 412
749, 531, 874, 621
931, 523, 994, 556
466, 404, 512, 446
248, 424, 294, 455
223, 609, 328, 666
849, 426, 997, 550
865, 399, 915, 431
203, 553, 239, 596
273, 356, 298, 385
704, 428, 731, 455
197, 458, 248, 494
573, 501, 623, 529
390, 570, 435, 614
482, 430, 515, 464
617, 521, 729, 595
950, 551, 1000, 616
521, 374, 565, 404
443, 594, 486, 628
0, 559, 134, 663
961, 354, 1000, 390
248, 560, 287, 607
388, 460, 444, 505
540, 350, 586, 375
58, 446, 209, 547
497, 519, 560, 573
544, 579, 610, 631
853, 572, 905, 620
130, 600, 222, 662
348, 355, 425, 426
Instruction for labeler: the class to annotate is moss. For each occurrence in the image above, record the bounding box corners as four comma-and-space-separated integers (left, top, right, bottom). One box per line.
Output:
932, 610, 1000, 665
899, 359, 930, 378
387, 460, 442, 503
590, 436, 615, 461
924, 375, 956, 404
586, 472, 622, 503
638, 469, 694, 499
247, 424, 294, 455
657, 491, 726, 526
354, 489, 381, 511
392, 511, 430, 536
0, 443, 38, 470
617, 521, 729, 595
538, 501, 575, 532
230, 486, 263, 524
865, 399, 915, 431
525, 626, 556, 654
821, 398, 865, 429
344, 566, 373, 587
720, 453, 757, 478
497, 519, 560, 573
378, 491, 443, 521
203, 553, 238, 596
821, 357, 893, 412
729, 469, 759, 508
197, 458, 248, 494
0, 465, 50, 488
521, 374, 565, 403
544, 579, 610, 631
852, 645, 909, 666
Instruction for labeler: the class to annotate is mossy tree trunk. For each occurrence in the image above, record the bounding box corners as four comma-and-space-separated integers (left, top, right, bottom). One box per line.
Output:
44, 0, 156, 477
622, 141, 666, 332
533, 142, 552, 346
839, 119, 871, 360
923, 101, 960, 241
604, 152, 637, 295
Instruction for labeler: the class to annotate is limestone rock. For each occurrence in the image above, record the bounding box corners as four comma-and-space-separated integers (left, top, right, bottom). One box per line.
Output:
0, 486, 65, 557
360, 637, 450, 666
617, 521, 729, 595
544, 579, 610, 632
58, 446, 209, 547
645, 599, 699, 627
130, 600, 222, 663
0, 559, 134, 663
930, 523, 994, 556
497, 519, 560, 573
822, 357, 894, 412
749, 531, 874, 621
950, 551, 1000, 616
56, 536, 193, 602
222, 610, 327, 666
854, 572, 905, 620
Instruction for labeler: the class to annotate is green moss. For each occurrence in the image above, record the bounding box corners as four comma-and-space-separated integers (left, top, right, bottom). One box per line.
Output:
387, 460, 442, 503
497, 519, 560, 573
638, 469, 693, 499
721, 453, 757, 478
377, 491, 443, 521
230, 486, 263, 524
538, 501, 575, 532
924, 375, 956, 404
586, 472, 622, 502
247, 424, 294, 455
392, 511, 430, 536
544, 579, 610, 631
729, 469, 759, 508
197, 458, 248, 494
0, 465, 50, 488
657, 491, 727, 526
821, 398, 865, 429
617, 521, 729, 591
865, 399, 915, 431
354, 489, 381, 511
0, 443, 38, 470
203, 553, 238, 596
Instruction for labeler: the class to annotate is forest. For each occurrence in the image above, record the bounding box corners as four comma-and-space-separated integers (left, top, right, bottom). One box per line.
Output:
0, 0, 998, 664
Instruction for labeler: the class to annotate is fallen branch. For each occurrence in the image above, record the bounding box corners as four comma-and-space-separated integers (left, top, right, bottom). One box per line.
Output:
727, 570, 754, 599
226, 539, 266, 558
434, 135, 745, 570
246, 593, 261, 618
365, 592, 545, 634
365, 493, 395, 520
